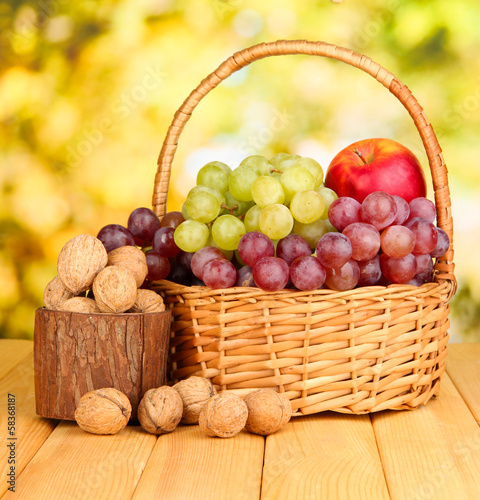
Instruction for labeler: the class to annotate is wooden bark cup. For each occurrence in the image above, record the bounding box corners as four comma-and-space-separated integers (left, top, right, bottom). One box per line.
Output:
34, 308, 171, 420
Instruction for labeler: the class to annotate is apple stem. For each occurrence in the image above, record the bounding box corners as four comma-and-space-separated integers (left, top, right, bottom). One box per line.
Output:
353, 148, 368, 165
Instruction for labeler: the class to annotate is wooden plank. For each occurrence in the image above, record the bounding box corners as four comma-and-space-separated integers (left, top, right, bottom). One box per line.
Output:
132, 425, 265, 500
2, 422, 157, 500
446, 343, 480, 424
261, 413, 390, 500
372, 373, 480, 500
0, 352, 58, 497
0, 340, 32, 380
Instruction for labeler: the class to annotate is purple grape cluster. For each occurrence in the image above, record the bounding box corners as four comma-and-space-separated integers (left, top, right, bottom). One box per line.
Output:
97, 208, 185, 286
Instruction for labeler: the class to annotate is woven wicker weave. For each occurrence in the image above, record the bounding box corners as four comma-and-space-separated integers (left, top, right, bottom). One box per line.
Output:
150, 40, 455, 415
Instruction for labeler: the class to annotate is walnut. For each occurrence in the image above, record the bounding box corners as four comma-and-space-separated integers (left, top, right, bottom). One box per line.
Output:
57, 234, 108, 295
107, 246, 148, 287
61, 297, 100, 314
74, 387, 131, 435
244, 389, 292, 436
129, 289, 165, 313
43, 276, 75, 310
137, 386, 183, 435
92, 266, 137, 313
173, 376, 217, 424
199, 392, 248, 438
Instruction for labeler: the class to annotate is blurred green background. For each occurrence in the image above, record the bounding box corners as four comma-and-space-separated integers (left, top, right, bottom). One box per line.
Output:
1, 0, 480, 341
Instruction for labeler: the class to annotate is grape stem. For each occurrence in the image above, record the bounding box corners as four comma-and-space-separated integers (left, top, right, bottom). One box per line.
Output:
353, 148, 368, 165
221, 203, 238, 216
269, 168, 282, 174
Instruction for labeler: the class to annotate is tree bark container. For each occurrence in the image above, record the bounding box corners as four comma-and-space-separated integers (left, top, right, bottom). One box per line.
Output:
34, 308, 171, 420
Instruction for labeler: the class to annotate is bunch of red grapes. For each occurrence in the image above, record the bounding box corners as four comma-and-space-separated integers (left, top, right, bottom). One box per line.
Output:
96, 191, 448, 292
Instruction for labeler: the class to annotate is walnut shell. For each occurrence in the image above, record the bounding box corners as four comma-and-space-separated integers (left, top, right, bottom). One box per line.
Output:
74, 387, 131, 435
130, 289, 165, 313
173, 376, 217, 424
57, 234, 108, 294
244, 389, 292, 436
43, 276, 75, 310
199, 392, 248, 438
92, 266, 137, 313
107, 246, 148, 287
61, 297, 100, 313
137, 386, 183, 435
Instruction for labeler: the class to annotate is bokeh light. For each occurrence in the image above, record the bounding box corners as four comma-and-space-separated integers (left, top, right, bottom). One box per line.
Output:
1, 0, 480, 340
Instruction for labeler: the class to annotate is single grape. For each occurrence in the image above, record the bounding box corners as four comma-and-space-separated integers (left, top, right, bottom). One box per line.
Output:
97, 224, 135, 253
221, 192, 254, 217
182, 202, 191, 220
152, 227, 181, 258
415, 254, 434, 282
197, 161, 232, 194
391, 195, 410, 225
191, 246, 226, 279
234, 249, 247, 268
293, 157, 324, 187
276, 234, 312, 266
228, 165, 260, 201
174, 220, 210, 253
240, 155, 272, 176
316, 232, 353, 269
160, 211, 185, 229
328, 197, 362, 231
290, 256, 326, 291
293, 219, 328, 249
244, 205, 263, 232
259, 204, 294, 240
145, 251, 171, 281
357, 255, 382, 287
325, 220, 338, 233
127, 207, 161, 246
176, 250, 195, 271
253, 256, 289, 292
408, 197, 436, 223
185, 185, 224, 223
380, 253, 417, 284
315, 186, 338, 219
280, 165, 315, 204
404, 218, 438, 255
251, 176, 285, 207
167, 263, 192, 286
380, 225, 415, 258
361, 191, 397, 230
235, 266, 256, 287
211, 215, 246, 251
324, 259, 360, 291
203, 258, 237, 289
431, 227, 450, 258
270, 153, 300, 173
238, 231, 275, 267
343, 223, 381, 261
290, 190, 325, 224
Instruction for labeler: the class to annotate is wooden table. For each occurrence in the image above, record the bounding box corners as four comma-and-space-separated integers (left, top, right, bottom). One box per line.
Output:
1, 340, 480, 499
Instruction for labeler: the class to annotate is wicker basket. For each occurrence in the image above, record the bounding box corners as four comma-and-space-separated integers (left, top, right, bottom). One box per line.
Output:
150, 40, 456, 416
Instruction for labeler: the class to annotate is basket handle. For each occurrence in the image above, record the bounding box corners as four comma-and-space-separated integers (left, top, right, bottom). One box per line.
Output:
153, 39, 455, 286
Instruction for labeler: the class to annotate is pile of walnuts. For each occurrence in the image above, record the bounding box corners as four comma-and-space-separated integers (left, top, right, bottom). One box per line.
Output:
75, 377, 292, 438
43, 234, 165, 314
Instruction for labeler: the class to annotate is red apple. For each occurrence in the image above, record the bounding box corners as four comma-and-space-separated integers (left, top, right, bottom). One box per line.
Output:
325, 138, 427, 203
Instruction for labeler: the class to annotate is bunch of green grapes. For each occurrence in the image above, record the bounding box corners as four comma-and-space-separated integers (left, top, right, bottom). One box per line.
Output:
174, 154, 338, 255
